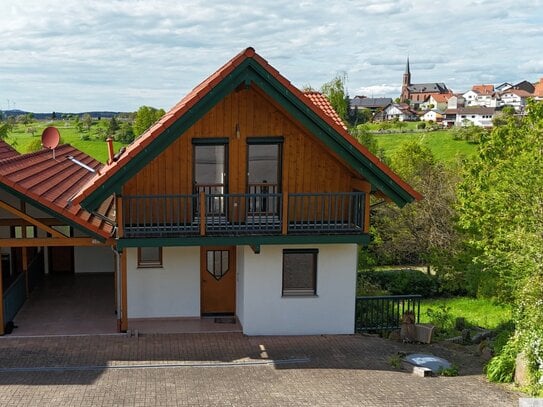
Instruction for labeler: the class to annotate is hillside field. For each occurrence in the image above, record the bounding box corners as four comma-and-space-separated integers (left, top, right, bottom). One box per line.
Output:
374, 130, 477, 163
5, 120, 478, 164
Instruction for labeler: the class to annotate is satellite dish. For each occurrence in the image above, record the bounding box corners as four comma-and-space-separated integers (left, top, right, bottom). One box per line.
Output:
41, 127, 60, 150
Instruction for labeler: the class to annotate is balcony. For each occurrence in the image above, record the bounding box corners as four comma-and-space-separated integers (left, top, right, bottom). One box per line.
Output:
122, 191, 366, 239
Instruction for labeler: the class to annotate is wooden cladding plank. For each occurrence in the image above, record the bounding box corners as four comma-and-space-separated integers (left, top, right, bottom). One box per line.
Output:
123, 87, 362, 197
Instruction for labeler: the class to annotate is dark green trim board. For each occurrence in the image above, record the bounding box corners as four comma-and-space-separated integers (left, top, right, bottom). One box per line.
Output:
246, 136, 284, 144
192, 137, 229, 145
0, 183, 107, 242
80, 58, 416, 212
117, 233, 371, 249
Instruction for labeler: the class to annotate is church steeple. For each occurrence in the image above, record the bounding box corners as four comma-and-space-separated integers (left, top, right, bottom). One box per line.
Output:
403, 56, 411, 86
401, 56, 411, 102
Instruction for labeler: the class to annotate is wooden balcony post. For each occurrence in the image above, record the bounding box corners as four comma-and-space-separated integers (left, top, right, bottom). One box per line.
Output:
281, 191, 289, 235
199, 191, 206, 236
116, 195, 124, 238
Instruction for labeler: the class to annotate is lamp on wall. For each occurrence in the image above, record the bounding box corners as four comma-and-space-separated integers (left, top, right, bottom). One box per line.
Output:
235, 123, 240, 139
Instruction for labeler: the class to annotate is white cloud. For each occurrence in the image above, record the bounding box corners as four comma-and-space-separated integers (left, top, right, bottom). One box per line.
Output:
0, 0, 542, 111
354, 85, 401, 98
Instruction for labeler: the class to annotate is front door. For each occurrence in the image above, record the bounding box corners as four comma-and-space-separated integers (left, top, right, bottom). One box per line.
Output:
200, 246, 236, 315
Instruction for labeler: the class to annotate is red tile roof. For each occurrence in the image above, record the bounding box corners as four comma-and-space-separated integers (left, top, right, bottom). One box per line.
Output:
429, 94, 451, 103
534, 78, 543, 97
72, 47, 422, 205
0, 145, 114, 238
472, 84, 494, 95
0, 140, 19, 160
303, 92, 347, 130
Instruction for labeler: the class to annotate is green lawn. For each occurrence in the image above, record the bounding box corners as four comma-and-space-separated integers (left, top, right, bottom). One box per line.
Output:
419, 297, 512, 331
7, 121, 125, 163
374, 130, 477, 163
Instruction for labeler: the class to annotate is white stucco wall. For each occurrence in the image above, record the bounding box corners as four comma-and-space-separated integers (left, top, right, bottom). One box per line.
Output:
237, 244, 358, 335
126, 246, 200, 318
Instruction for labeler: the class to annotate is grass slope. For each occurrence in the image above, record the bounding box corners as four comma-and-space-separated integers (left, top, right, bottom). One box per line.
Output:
7, 121, 125, 163
374, 130, 477, 163
419, 297, 512, 330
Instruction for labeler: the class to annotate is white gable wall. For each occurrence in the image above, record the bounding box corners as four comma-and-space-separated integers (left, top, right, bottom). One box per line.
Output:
237, 244, 357, 335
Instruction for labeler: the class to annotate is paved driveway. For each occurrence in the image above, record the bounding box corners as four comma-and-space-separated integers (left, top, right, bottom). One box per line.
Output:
0, 333, 520, 406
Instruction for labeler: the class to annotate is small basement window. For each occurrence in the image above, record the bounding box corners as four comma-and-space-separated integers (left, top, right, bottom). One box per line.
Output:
282, 249, 318, 296
138, 247, 163, 268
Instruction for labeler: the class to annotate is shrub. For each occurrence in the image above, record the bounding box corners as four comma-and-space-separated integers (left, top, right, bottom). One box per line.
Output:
358, 269, 439, 296
426, 304, 454, 335
485, 337, 519, 383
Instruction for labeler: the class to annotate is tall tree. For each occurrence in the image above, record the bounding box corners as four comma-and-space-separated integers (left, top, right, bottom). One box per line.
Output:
320, 72, 349, 123
368, 141, 459, 268
133, 106, 166, 137
457, 100, 543, 392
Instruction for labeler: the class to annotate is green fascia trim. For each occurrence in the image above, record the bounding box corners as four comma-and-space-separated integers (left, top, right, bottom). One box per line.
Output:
117, 233, 371, 249
0, 183, 107, 242
81, 58, 414, 211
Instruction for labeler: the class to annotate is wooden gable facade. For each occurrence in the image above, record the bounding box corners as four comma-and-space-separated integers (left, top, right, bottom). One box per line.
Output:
73, 48, 420, 250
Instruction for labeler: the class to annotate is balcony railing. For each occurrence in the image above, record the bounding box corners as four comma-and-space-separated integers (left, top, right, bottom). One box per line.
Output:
122, 191, 365, 238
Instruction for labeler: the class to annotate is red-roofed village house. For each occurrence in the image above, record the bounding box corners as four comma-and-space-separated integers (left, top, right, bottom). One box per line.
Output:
0, 49, 420, 336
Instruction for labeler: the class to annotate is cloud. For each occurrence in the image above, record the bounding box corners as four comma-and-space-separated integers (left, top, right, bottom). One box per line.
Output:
354, 85, 401, 98
0, 0, 542, 111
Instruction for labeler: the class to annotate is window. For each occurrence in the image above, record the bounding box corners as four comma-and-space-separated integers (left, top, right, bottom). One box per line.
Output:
247, 138, 283, 214
138, 247, 162, 268
206, 250, 230, 280
282, 249, 318, 296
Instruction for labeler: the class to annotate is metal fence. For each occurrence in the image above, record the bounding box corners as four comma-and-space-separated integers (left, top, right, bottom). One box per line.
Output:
3, 273, 26, 325
355, 295, 421, 333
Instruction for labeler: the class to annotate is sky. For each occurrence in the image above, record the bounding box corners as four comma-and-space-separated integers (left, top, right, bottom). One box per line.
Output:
1, 0, 542, 113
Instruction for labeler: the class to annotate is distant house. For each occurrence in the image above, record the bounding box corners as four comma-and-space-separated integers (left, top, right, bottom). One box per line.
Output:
421, 109, 444, 123
511, 80, 535, 94
400, 58, 452, 108
532, 78, 543, 100
350, 97, 392, 115
444, 107, 496, 127
447, 95, 465, 109
495, 82, 513, 92
500, 89, 532, 111
463, 85, 500, 108
420, 94, 450, 111
374, 103, 418, 122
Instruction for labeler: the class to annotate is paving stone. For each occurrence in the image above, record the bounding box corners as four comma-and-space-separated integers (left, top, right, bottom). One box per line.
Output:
0, 333, 521, 406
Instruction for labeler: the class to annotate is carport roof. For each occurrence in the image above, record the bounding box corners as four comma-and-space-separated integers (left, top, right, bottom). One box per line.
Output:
0, 145, 114, 240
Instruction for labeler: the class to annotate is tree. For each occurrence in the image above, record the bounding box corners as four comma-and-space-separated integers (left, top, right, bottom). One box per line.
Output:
81, 113, 93, 132
349, 124, 382, 158
367, 141, 460, 270
133, 106, 166, 137
117, 122, 135, 143
0, 114, 13, 140
107, 116, 119, 136
320, 73, 348, 124
457, 100, 543, 393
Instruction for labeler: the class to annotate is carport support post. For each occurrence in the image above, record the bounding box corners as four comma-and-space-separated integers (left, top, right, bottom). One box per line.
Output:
0, 256, 4, 335
22, 247, 29, 296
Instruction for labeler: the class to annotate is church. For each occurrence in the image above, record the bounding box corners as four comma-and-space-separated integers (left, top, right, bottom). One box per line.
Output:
400, 58, 451, 108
